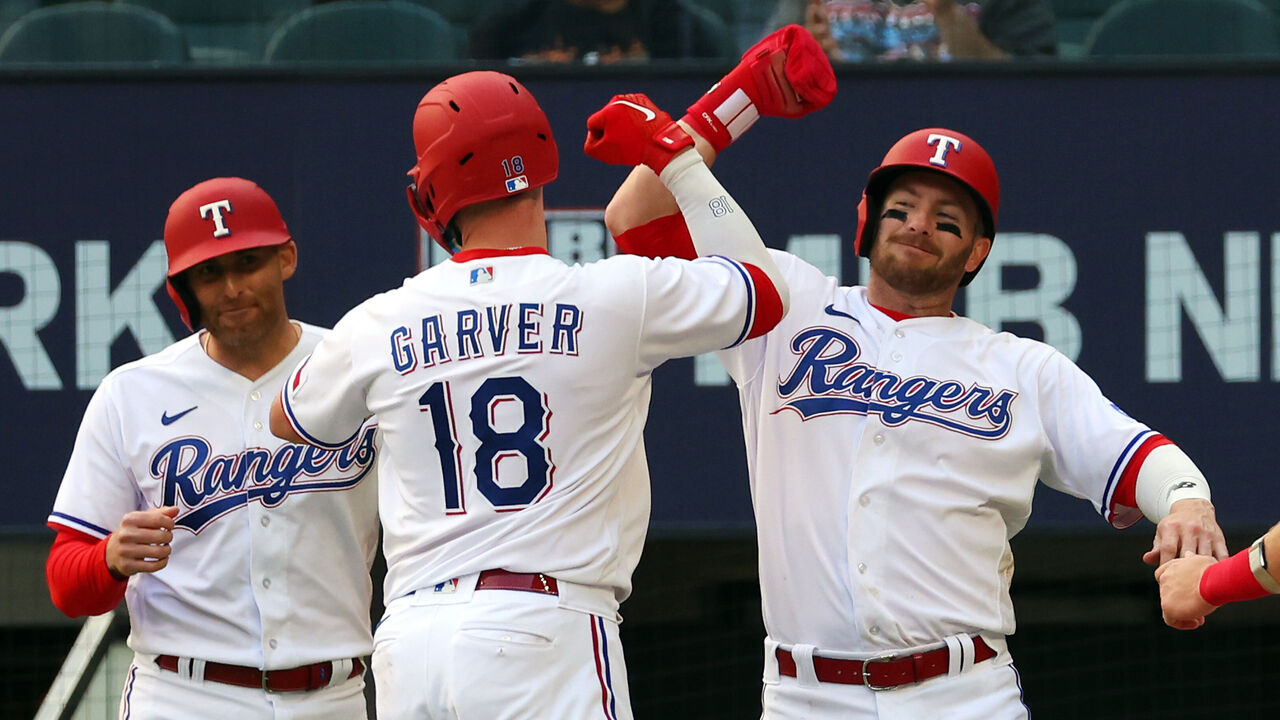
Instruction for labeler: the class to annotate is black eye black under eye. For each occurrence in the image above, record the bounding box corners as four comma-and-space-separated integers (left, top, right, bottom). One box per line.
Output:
882, 208, 907, 221
937, 222, 963, 236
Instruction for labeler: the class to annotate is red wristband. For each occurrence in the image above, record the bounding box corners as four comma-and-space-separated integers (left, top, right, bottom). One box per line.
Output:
1198, 546, 1268, 607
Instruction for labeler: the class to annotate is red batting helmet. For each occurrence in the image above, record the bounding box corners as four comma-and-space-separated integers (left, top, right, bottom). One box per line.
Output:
163, 177, 292, 330
854, 128, 999, 287
406, 71, 559, 254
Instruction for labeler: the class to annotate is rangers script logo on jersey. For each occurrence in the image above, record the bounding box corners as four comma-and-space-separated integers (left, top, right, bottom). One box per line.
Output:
774, 326, 1017, 439
152, 424, 377, 533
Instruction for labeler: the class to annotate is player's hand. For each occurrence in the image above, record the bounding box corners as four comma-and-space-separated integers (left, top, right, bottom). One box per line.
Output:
736, 24, 838, 118
1154, 554, 1218, 629
105, 506, 179, 578
680, 24, 837, 153
584, 93, 694, 174
1143, 498, 1228, 567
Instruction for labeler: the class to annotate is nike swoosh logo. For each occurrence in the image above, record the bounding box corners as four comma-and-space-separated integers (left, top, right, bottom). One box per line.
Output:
610, 99, 656, 121
161, 406, 198, 426
823, 304, 861, 324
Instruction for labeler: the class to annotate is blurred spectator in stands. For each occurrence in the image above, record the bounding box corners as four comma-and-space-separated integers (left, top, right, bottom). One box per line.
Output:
471, 0, 721, 64
768, 0, 1055, 60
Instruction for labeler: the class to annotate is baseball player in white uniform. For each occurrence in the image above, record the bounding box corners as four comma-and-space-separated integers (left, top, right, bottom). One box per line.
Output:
46, 177, 379, 720
600, 27, 1230, 718
268, 70, 788, 720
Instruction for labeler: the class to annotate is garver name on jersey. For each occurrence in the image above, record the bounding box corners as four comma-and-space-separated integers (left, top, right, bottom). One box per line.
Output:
774, 327, 1017, 440
390, 303, 585, 373
151, 425, 377, 533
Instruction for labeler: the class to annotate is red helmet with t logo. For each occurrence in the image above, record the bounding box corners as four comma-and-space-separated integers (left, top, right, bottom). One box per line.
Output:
854, 128, 999, 287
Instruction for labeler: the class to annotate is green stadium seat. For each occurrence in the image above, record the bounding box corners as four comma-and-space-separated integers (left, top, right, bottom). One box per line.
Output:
1052, 0, 1118, 58
0, 1, 187, 65
1082, 0, 1280, 57
126, 0, 309, 65
400, 0, 513, 56
677, 0, 737, 60
264, 0, 459, 64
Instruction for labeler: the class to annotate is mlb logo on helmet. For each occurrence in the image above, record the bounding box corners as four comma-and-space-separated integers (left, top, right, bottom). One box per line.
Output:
505, 175, 529, 193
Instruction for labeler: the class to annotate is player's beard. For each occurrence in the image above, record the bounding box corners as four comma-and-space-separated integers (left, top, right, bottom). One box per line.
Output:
870, 235, 971, 296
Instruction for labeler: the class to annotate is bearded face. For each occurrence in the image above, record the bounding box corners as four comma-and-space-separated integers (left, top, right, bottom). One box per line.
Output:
869, 171, 990, 296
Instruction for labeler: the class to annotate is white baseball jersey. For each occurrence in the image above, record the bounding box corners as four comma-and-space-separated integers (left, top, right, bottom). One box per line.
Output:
49, 323, 379, 669
280, 247, 765, 616
720, 251, 1157, 654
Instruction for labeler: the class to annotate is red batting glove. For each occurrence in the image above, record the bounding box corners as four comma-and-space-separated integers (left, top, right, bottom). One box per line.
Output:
681, 24, 837, 153
584, 93, 694, 174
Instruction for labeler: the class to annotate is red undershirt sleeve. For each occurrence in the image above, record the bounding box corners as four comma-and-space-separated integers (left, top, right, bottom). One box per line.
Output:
46, 523, 127, 618
613, 212, 697, 260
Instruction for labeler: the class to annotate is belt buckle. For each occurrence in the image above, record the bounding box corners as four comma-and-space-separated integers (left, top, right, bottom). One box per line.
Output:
261, 670, 276, 694
861, 654, 901, 691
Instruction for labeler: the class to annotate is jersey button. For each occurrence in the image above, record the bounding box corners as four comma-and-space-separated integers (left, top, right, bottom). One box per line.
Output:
859, 495, 870, 507
269, 639, 278, 649
869, 626, 880, 635
253, 421, 263, 430
894, 330, 905, 339
873, 433, 885, 446
891, 352, 902, 362
857, 562, 867, 574
260, 516, 270, 527
262, 578, 271, 589
250, 391, 261, 401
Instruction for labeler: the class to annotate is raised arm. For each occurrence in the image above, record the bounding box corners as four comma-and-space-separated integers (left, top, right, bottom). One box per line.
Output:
602, 25, 836, 248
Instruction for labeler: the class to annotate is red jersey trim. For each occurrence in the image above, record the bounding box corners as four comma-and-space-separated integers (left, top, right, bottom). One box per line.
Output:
451, 247, 549, 263
871, 303, 917, 322
1109, 433, 1174, 515
744, 262, 784, 339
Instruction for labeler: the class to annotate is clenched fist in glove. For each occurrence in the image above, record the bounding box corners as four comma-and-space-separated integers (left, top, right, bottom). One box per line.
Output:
584, 93, 694, 174
682, 24, 837, 153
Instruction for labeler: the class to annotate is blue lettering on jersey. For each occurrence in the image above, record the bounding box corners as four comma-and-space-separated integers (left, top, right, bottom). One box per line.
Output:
391, 325, 416, 374
457, 309, 482, 360
776, 327, 1016, 440
422, 315, 450, 367
551, 304, 582, 356
487, 305, 512, 355
152, 424, 377, 533
388, 303, 582, 373
518, 303, 542, 353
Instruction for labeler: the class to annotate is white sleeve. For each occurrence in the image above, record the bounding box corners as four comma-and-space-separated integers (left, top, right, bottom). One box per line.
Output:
1034, 348, 1158, 526
716, 249, 808, 385
658, 151, 789, 316
279, 313, 372, 449
48, 380, 140, 538
620, 254, 765, 370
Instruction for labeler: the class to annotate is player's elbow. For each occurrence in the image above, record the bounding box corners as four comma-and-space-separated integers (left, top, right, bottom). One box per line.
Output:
48, 586, 90, 618
603, 166, 673, 238
603, 193, 637, 238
